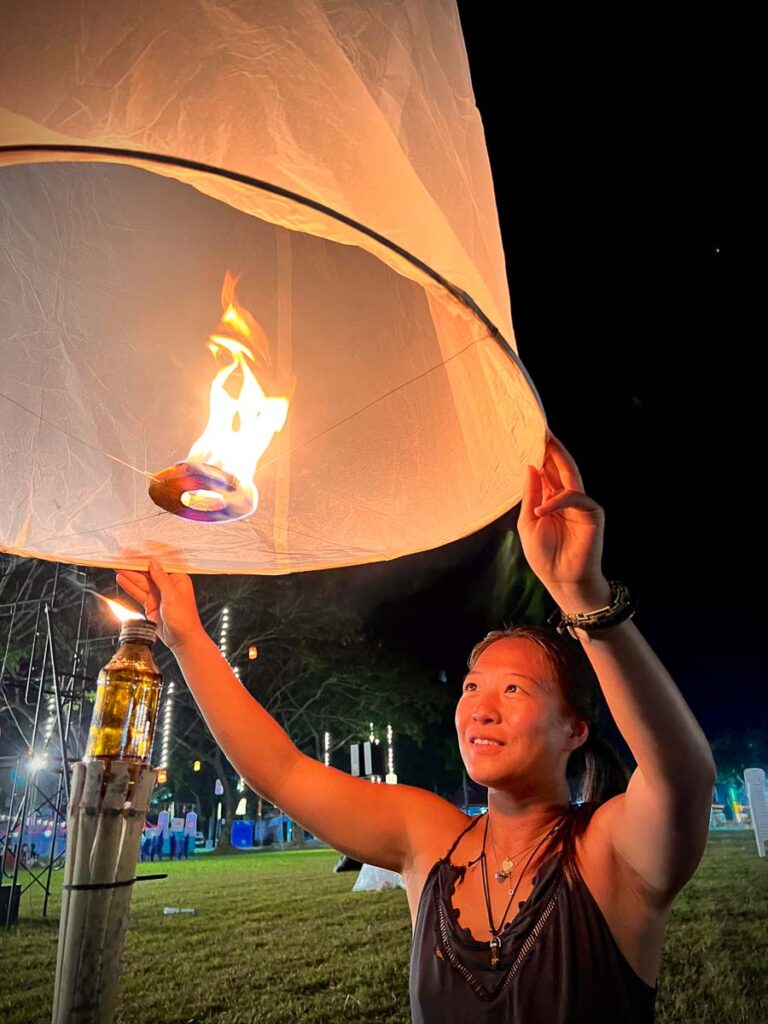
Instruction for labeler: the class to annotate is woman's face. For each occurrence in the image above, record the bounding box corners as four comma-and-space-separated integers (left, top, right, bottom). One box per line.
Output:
455, 637, 584, 790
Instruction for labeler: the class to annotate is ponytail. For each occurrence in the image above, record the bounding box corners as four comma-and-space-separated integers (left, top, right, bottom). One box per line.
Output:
569, 730, 629, 805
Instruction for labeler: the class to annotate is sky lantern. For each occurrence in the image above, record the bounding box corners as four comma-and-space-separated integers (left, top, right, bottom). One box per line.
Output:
0, 0, 546, 575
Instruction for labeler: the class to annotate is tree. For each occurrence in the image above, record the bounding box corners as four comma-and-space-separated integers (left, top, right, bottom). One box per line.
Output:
152, 570, 452, 848
2, 556, 452, 848
710, 728, 768, 788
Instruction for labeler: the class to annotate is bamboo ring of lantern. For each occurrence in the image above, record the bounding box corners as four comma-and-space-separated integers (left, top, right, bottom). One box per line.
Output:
0, 143, 517, 347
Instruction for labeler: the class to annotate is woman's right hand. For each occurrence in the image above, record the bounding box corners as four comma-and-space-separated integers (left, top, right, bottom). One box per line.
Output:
115, 560, 204, 652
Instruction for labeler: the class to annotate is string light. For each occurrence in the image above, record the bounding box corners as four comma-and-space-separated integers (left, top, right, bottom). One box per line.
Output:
42, 689, 56, 748
219, 606, 230, 660
159, 681, 175, 769
386, 723, 397, 784
219, 605, 242, 679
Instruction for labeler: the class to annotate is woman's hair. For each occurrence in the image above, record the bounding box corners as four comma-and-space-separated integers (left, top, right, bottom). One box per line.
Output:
466, 624, 631, 882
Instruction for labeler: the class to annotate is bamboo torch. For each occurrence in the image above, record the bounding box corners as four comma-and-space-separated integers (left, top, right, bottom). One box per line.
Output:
52, 605, 164, 1024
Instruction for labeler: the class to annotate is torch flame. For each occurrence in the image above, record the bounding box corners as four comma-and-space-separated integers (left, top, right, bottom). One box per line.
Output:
185, 273, 289, 515
97, 595, 146, 623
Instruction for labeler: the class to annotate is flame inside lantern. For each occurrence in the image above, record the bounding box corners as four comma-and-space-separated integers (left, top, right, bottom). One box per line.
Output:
149, 274, 289, 523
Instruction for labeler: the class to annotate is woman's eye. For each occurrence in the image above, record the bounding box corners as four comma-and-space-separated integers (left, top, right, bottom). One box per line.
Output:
463, 682, 477, 692
506, 684, 519, 693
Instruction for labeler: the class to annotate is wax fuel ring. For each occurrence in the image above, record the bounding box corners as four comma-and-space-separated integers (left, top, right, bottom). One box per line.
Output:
149, 462, 254, 523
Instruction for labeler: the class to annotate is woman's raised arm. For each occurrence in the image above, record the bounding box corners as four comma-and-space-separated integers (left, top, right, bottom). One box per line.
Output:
518, 435, 716, 904
117, 563, 463, 872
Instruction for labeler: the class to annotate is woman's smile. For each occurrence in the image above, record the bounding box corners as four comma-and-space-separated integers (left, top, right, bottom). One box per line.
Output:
469, 733, 507, 752
469, 741, 505, 754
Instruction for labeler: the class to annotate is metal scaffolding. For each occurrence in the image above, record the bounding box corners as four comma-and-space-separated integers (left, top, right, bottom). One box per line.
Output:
0, 562, 101, 927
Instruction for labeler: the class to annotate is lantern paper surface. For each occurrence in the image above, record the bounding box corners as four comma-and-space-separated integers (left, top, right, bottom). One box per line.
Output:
0, 0, 546, 574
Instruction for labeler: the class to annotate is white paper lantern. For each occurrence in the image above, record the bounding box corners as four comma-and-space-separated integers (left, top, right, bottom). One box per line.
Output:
0, 0, 546, 574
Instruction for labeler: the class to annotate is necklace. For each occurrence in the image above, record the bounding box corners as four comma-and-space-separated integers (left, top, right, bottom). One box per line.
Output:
479, 812, 566, 969
486, 821, 552, 888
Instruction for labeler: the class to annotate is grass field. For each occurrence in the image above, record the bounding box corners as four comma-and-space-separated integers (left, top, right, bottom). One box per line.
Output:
1, 833, 765, 1023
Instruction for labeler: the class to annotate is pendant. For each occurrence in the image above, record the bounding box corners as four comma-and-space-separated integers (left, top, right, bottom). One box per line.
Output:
489, 933, 502, 969
494, 857, 513, 883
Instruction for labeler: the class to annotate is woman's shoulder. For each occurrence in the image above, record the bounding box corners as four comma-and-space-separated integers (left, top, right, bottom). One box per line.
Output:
398, 788, 472, 875
400, 786, 472, 842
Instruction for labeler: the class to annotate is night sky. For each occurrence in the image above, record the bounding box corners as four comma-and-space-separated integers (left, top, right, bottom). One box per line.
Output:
455, 8, 761, 741
341, 8, 761, 759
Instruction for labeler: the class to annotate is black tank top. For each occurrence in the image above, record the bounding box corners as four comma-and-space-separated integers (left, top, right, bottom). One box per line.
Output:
409, 813, 657, 1023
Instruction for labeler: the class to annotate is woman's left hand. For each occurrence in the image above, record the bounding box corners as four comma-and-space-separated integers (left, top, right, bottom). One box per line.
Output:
518, 433, 610, 612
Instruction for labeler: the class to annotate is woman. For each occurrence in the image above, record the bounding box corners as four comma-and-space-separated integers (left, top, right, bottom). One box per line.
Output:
117, 434, 715, 1022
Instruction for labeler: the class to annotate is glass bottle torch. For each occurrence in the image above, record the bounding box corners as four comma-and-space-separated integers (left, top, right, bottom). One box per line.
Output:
84, 618, 163, 762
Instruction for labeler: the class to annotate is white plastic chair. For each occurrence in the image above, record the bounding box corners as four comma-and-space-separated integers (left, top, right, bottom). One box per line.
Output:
743, 768, 768, 857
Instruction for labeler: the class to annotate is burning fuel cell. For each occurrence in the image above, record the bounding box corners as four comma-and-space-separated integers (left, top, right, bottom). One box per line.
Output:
149, 273, 289, 523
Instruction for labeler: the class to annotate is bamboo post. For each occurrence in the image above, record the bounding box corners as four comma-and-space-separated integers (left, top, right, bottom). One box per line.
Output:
52, 761, 158, 1024
55, 761, 104, 1022
97, 765, 156, 1024
51, 762, 86, 1023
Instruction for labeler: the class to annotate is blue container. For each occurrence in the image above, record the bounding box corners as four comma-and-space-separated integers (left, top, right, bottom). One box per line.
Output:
230, 820, 254, 848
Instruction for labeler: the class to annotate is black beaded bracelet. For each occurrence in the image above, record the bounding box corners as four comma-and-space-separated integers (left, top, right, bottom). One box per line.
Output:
548, 581, 637, 642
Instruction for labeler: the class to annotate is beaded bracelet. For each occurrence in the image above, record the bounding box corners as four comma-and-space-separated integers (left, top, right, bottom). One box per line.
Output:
548, 581, 637, 643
